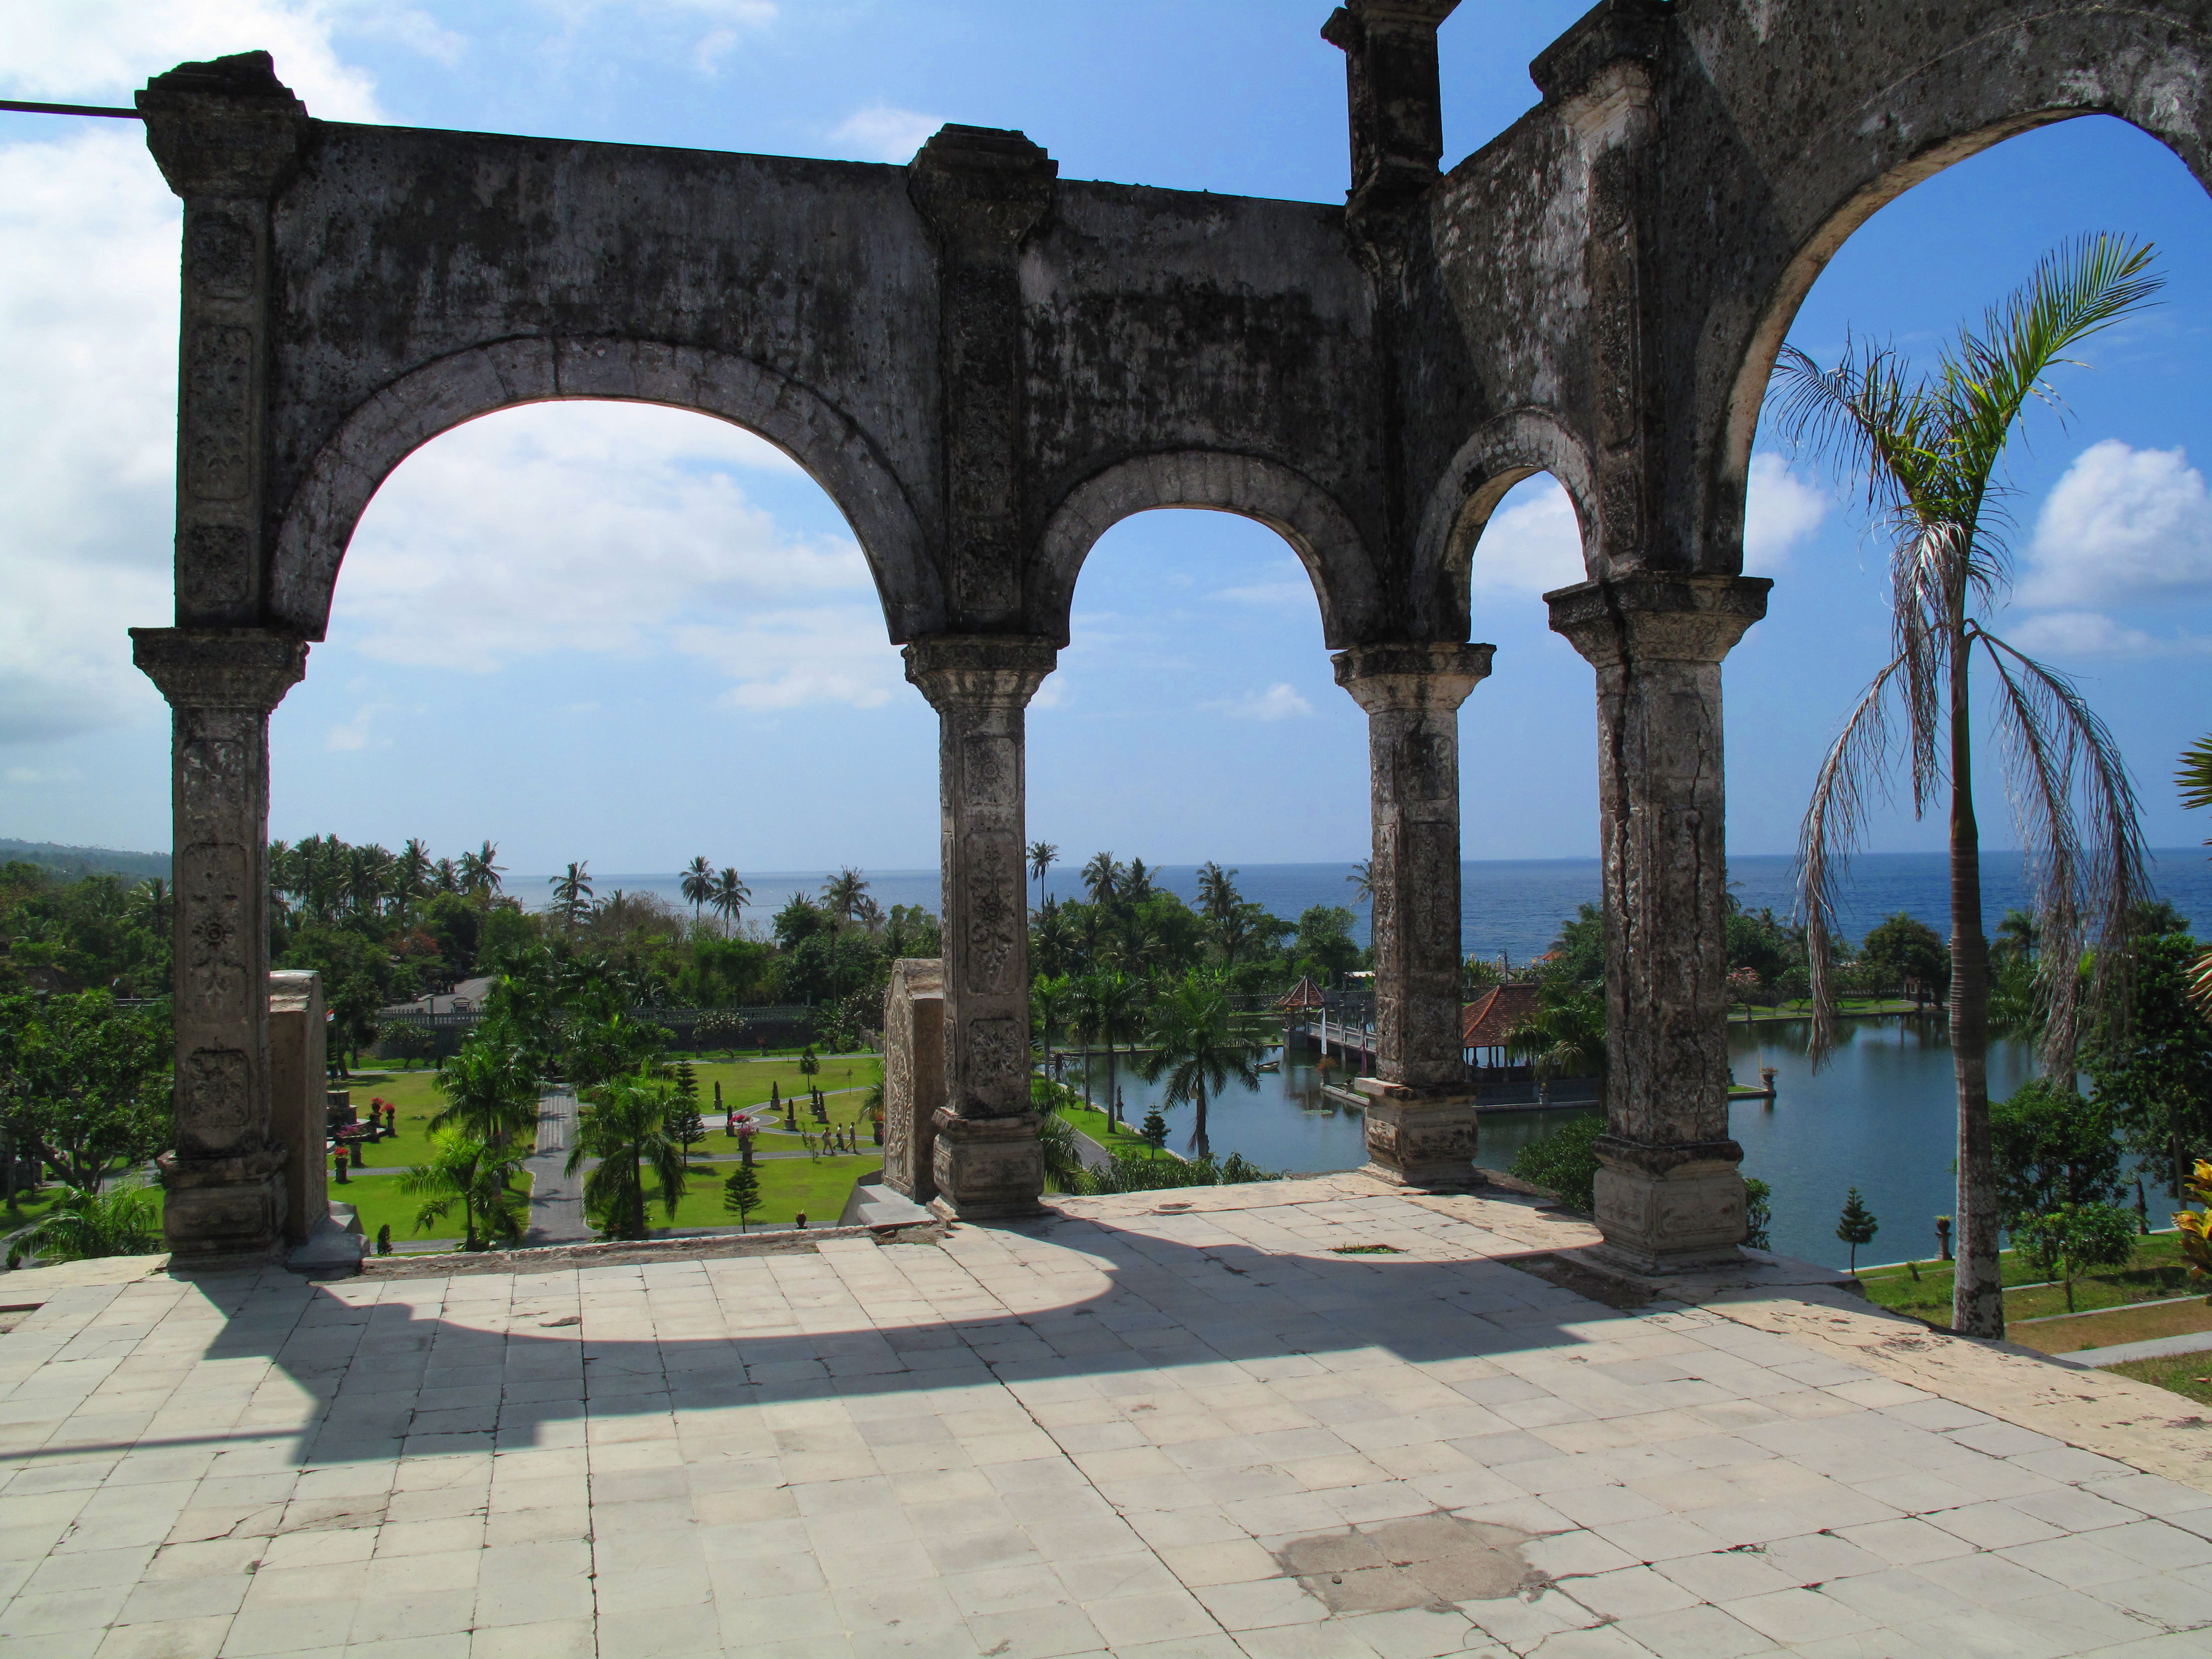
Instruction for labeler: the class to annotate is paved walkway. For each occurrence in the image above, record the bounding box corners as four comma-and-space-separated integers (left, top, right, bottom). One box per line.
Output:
522, 1090, 589, 1247
3, 1176, 2210, 1658
2054, 1328, 2212, 1368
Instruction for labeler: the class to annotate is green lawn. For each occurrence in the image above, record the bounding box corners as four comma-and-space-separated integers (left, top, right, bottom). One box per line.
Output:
687, 1056, 882, 1118
334, 1169, 481, 1243
636, 1149, 882, 1231
1856, 1231, 2198, 1324
2104, 1352, 2212, 1408
1052, 1099, 1153, 1158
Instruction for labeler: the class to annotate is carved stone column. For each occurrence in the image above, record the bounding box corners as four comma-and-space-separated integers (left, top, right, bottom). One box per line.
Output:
903, 635, 1057, 1218
1333, 641, 1493, 1186
1548, 574, 1768, 1270
132, 627, 307, 1262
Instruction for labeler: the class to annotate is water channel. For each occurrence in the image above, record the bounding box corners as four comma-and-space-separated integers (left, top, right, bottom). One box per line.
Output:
1068, 1013, 2052, 1271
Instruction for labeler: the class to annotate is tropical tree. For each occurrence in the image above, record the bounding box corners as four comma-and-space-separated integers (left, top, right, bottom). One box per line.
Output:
722, 1161, 762, 1232
568, 1066, 687, 1240
5, 1182, 161, 1269
709, 868, 751, 935
680, 856, 714, 922
549, 862, 594, 933
2180, 733, 2212, 1014
1776, 235, 2158, 1338
429, 1031, 541, 1148
1347, 860, 1374, 905
1077, 969, 1145, 1125
402, 1130, 528, 1252
1081, 852, 1123, 909
397, 839, 433, 910
460, 841, 505, 895
822, 868, 870, 927
1507, 990, 1606, 1108
1027, 841, 1058, 912
127, 877, 171, 935
1123, 858, 1156, 904
1196, 861, 1240, 925
1031, 972, 1073, 1069
1138, 973, 1258, 1160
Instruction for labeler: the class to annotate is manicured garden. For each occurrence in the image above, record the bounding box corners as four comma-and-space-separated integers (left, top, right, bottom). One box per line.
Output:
1855, 1230, 2200, 1325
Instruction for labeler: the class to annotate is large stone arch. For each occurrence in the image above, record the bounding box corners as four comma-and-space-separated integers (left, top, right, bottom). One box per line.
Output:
1701, 4, 2212, 564
1026, 450, 1384, 648
1410, 407, 1600, 638
269, 336, 943, 642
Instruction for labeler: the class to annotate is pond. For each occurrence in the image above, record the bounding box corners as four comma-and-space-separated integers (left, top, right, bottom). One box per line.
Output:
1065, 1014, 2072, 1271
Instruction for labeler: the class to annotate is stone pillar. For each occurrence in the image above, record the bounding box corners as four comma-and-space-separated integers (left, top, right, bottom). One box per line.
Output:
903, 636, 1056, 1219
268, 969, 328, 1246
1333, 642, 1493, 1185
881, 959, 946, 1205
1548, 573, 1769, 1270
133, 627, 308, 1262
1320, 2, 1461, 223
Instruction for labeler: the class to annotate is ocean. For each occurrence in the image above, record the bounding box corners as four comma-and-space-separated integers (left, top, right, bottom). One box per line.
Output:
525, 848, 2212, 961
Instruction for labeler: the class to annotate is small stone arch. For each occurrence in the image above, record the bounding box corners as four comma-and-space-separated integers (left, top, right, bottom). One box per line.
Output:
1712, 8, 2212, 557
270, 336, 942, 642
1411, 407, 1599, 637
1027, 451, 1382, 648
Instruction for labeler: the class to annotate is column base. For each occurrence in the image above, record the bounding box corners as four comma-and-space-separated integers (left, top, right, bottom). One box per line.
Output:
158, 1144, 288, 1263
1355, 1081, 1482, 1187
1590, 1136, 1745, 1271
927, 1110, 1044, 1220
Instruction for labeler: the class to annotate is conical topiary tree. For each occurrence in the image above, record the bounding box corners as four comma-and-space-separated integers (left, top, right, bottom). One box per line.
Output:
1836, 1188, 1879, 1275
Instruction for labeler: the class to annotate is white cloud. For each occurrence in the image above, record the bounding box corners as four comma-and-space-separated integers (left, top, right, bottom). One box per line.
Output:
2001, 610, 2209, 658
829, 105, 943, 164
336, 402, 903, 709
325, 702, 393, 751
1743, 453, 1827, 573
0, 1, 386, 121
1470, 478, 1583, 595
1207, 683, 1312, 722
2021, 439, 2212, 607
0, 128, 179, 743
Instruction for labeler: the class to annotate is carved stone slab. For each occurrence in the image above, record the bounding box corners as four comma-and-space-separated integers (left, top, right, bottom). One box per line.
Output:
881, 959, 945, 1203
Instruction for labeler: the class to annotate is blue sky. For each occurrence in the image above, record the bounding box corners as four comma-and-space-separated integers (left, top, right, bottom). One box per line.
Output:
2, 2, 2208, 881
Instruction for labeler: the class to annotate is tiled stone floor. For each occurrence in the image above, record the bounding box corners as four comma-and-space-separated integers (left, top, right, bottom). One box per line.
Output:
4, 1179, 2211, 1659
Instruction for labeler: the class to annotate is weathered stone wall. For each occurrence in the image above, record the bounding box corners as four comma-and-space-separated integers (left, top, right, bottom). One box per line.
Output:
880, 959, 945, 1203
267, 969, 327, 1246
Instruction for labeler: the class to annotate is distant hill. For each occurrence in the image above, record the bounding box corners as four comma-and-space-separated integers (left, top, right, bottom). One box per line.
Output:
0, 840, 171, 883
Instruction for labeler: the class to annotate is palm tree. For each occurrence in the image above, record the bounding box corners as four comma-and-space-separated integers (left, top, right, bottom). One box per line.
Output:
549, 862, 594, 933
430, 1033, 541, 1148
396, 839, 433, 910
401, 1130, 527, 1251
1196, 861, 1240, 925
1031, 972, 1072, 1071
680, 856, 714, 922
127, 878, 171, 935
568, 1065, 687, 1240
709, 868, 751, 935
1139, 973, 1258, 1160
1777, 235, 2157, 1338
822, 868, 869, 927
1032, 899, 1074, 980
432, 857, 460, 894
1081, 852, 1122, 909
461, 841, 505, 895
1079, 969, 1146, 1127
1027, 841, 1059, 912
1124, 858, 1156, 904
1506, 992, 1607, 1107
1347, 860, 1374, 904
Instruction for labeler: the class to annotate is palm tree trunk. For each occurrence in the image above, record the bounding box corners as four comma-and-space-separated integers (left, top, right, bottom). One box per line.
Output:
1193, 1081, 1210, 1160
1105, 1032, 1118, 1126
1949, 632, 2002, 1338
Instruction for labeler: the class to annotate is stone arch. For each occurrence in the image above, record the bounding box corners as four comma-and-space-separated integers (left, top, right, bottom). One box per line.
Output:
1411, 407, 1599, 638
270, 336, 942, 641
1710, 8, 2212, 561
1026, 451, 1383, 649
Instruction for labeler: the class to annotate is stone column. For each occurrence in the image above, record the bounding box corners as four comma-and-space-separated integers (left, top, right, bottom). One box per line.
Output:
1333, 642, 1493, 1185
1547, 573, 1769, 1270
268, 969, 329, 1246
880, 958, 945, 1205
133, 627, 307, 1262
903, 635, 1056, 1219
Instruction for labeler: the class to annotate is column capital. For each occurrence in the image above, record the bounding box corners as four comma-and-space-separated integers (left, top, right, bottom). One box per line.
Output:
132, 627, 307, 711
1545, 574, 1769, 670
905, 126, 1057, 261
137, 51, 310, 200
1330, 640, 1493, 714
903, 634, 1057, 711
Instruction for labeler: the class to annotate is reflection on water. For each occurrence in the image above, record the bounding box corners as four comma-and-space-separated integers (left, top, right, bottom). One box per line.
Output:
1063, 1012, 2051, 1272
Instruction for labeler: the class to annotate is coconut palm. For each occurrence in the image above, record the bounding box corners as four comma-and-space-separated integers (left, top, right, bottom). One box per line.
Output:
127, 877, 171, 935
1196, 861, 1240, 925
568, 1065, 687, 1240
4, 1182, 160, 1268
1347, 860, 1374, 904
1081, 852, 1123, 909
1506, 992, 1607, 1107
461, 841, 505, 895
1776, 234, 2158, 1338
402, 1130, 528, 1252
397, 839, 433, 908
680, 856, 714, 922
432, 857, 460, 894
430, 1033, 541, 1148
709, 868, 751, 935
1124, 858, 1156, 904
822, 868, 870, 927
1078, 969, 1146, 1125
1027, 840, 1059, 911
1031, 972, 1072, 1069
549, 862, 594, 933
1139, 973, 1258, 1160
2180, 735, 2212, 1013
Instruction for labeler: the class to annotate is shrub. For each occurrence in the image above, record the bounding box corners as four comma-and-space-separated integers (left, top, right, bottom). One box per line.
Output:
6, 1183, 160, 1268
1510, 1115, 1602, 1212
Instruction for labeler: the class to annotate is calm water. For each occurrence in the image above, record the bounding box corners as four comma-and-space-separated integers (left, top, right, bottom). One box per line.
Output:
1071, 1015, 2059, 1272
544, 848, 2212, 962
